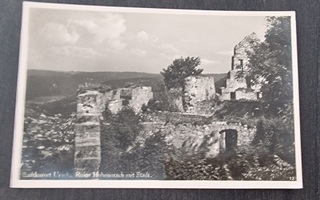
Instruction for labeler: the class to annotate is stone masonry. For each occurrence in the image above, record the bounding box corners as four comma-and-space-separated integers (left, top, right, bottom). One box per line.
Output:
73, 34, 264, 176
139, 119, 256, 158
219, 33, 262, 101
168, 76, 216, 114
75, 89, 256, 176
75, 91, 102, 176
105, 86, 153, 114
75, 85, 153, 175
184, 76, 216, 113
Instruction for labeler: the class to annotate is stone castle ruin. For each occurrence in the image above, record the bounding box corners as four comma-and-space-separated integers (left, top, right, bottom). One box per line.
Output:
74, 85, 153, 174
77, 85, 153, 115
168, 76, 216, 114
141, 118, 256, 158
74, 33, 261, 175
219, 33, 262, 101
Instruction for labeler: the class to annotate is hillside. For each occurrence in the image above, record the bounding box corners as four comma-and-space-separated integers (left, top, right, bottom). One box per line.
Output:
26, 70, 226, 100
26, 70, 162, 100
25, 70, 227, 116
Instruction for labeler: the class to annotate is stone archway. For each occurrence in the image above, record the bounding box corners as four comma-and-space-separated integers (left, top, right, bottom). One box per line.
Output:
219, 129, 238, 153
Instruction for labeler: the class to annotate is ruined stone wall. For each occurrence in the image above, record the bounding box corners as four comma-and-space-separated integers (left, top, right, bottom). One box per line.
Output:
105, 89, 122, 114
237, 124, 256, 148
219, 33, 261, 101
167, 76, 216, 114
184, 76, 216, 113
210, 121, 256, 151
225, 71, 247, 91
139, 118, 256, 158
129, 86, 153, 113
75, 91, 102, 175
75, 84, 256, 175
232, 32, 260, 71
220, 88, 259, 101
235, 89, 258, 101
142, 111, 212, 125
106, 86, 153, 114
75, 86, 153, 175
220, 73, 247, 101
78, 86, 153, 115
75, 89, 256, 175
140, 122, 221, 158
77, 91, 103, 116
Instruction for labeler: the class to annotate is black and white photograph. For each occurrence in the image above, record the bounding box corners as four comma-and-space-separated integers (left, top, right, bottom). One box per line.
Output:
11, 2, 302, 188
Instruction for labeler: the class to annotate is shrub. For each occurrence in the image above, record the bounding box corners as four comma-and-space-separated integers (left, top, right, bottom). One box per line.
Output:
164, 124, 296, 181
100, 108, 168, 179
102, 108, 142, 151
251, 117, 295, 165
142, 92, 179, 113
165, 149, 295, 180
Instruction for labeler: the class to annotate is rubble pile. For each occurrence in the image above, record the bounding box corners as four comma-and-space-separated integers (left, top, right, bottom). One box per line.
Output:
21, 112, 76, 176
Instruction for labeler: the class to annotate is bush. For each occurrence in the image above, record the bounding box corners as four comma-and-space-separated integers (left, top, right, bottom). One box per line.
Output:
252, 117, 295, 165
100, 108, 168, 179
101, 107, 142, 151
165, 149, 296, 180
126, 131, 168, 179
142, 93, 179, 113
164, 124, 296, 181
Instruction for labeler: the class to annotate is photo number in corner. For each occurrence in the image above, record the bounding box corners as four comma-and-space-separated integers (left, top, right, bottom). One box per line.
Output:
11, 1, 302, 188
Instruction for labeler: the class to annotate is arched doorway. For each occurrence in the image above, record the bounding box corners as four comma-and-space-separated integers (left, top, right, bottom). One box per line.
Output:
219, 129, 238, 153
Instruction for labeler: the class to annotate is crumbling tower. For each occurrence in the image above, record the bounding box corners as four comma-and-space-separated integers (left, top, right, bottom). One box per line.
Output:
74, 84, 153, 176
219, 33, 262, 101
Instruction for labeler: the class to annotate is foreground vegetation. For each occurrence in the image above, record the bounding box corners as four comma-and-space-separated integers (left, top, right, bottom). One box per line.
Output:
98, 107, 296, 180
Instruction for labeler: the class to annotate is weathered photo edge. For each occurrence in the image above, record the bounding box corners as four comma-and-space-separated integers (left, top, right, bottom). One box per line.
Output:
10, 1, 302, 189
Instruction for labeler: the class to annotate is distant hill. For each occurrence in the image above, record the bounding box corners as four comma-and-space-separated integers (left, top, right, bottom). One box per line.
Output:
26, 70, 162, 100
26, 70, 227, 100
25, 70, 227, 116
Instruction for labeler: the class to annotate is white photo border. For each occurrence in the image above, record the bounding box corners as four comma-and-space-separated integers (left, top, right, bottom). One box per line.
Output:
10, 1, 302, 189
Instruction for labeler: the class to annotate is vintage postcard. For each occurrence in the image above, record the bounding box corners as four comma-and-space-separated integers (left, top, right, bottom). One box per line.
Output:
11, 2, 302, 188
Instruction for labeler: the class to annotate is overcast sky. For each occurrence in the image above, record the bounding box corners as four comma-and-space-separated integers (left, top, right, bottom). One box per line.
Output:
27, 7, 269, 74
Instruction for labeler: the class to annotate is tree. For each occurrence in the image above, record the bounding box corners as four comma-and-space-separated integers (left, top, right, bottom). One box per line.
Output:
100, 107, 169, 177
161, 57, 203, 90
102, 107, 142, 151
243, 17, 295, 165
244, 16, 292, 116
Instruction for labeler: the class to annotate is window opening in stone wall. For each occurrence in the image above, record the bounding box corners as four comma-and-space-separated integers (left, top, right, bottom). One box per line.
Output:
225, 129, 238, 152
230, 92, 236, 100
231, 56, 234, 70
256, 92, 260, 99
239, 59, 243, 71
122, 98, 130, 106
